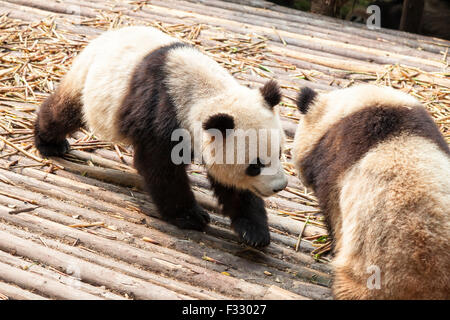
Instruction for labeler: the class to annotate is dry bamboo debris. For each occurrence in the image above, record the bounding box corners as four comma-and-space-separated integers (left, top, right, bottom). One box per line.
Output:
3, 13, 447, 132
94, 0, 445, 61
146, 0, 447, 73
0, 2, 336, 94
295, 214, 310, 252
0, 17, 86, 104
157, 0, 450, 53
0, 12, 448, 135
8, 0, 447, 55
9, 3, 284, 80
4, 0, 450, 67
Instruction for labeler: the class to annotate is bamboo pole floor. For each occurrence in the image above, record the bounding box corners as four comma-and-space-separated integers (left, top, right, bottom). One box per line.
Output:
0, 0, 448, 300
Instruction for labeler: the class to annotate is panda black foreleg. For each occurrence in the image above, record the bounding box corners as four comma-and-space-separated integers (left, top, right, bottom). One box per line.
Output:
34, 88, 83, 157
133, 142, 210, 231
208, 175, 270, 248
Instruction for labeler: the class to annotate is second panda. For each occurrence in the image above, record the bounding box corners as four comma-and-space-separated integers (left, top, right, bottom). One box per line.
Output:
293, 84, 450, 299
34, 26, 288, 248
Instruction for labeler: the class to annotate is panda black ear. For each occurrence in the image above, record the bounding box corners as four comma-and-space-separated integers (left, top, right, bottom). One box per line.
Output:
203, 113, 235, 135
296, 87, 317, 114
260, 80, 281, 109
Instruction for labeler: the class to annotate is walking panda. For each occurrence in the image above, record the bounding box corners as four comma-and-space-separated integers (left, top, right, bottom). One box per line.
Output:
293, 84, 450, 299
34, 26, 288, 248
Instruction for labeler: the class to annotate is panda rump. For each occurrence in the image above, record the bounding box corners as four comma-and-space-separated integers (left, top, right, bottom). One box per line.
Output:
292, 85, 450, 299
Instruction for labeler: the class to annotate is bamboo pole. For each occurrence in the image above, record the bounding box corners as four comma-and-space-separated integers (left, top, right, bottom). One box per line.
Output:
0, 223, 233, 300
0, 169, 332, 276
130, 0, 447, 69
106, 0, 449, 54
0, 249, 125, 300
0, 281, 48, 300
0, 161, 327, 238
0, 259, 103, 300
5, 0, 448, 71
0, 230, 197, 300
0, 189, 332, 290
0, 210, 325, 298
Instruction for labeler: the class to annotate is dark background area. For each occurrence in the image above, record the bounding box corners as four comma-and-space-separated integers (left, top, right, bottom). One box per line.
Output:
268, 0, 450, 40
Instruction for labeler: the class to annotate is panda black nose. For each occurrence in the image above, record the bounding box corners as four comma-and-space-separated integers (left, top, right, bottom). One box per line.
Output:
273, 179, 288, 193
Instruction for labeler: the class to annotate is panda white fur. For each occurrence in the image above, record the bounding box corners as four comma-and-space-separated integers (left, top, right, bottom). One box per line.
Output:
34, 26, 288, 248
293, 84, 450, 299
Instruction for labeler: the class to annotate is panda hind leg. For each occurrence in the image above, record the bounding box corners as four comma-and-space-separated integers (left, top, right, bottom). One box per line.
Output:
34, 87, 83, 157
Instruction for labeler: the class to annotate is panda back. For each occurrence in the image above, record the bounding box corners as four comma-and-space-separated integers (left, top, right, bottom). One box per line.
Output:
80, 26, 178, 142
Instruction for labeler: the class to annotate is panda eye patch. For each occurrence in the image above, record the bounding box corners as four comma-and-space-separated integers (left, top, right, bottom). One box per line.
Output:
246, 158, 265, 176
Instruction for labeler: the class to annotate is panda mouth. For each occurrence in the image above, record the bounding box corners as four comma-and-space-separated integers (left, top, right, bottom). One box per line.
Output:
251, 186, 271, 198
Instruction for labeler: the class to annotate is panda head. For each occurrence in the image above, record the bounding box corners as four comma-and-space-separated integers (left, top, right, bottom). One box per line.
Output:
200, 80, 288, 197
292, 84, 420, 185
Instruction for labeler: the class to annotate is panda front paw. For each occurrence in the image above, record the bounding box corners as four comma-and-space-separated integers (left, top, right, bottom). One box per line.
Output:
232, 217, 270, 248
34, 135, 70, 157
168, 205, 210, 231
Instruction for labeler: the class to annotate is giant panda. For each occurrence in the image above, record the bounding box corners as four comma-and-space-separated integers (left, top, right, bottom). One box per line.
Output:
292, 84, 450, 299
34, 26, 288, 248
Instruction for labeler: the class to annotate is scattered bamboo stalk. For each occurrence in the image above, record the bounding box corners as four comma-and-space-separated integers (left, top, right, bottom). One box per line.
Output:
0, 135, 63, 170
0, 135, 42, 163
8, 205, 38, 215
0, 190, 38, 205
202, 254, 230, 267
142, 236, 160, 245
311, 242, 332, 258
295, 214, 310, 252
68, 221, 105, 228
285, 187, 318, 204
0, 292, 9, 300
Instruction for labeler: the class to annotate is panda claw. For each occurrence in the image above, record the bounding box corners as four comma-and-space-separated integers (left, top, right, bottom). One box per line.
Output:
168, 206, 210, 231
35, 136, 70, 157
232, 217, 270, 248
